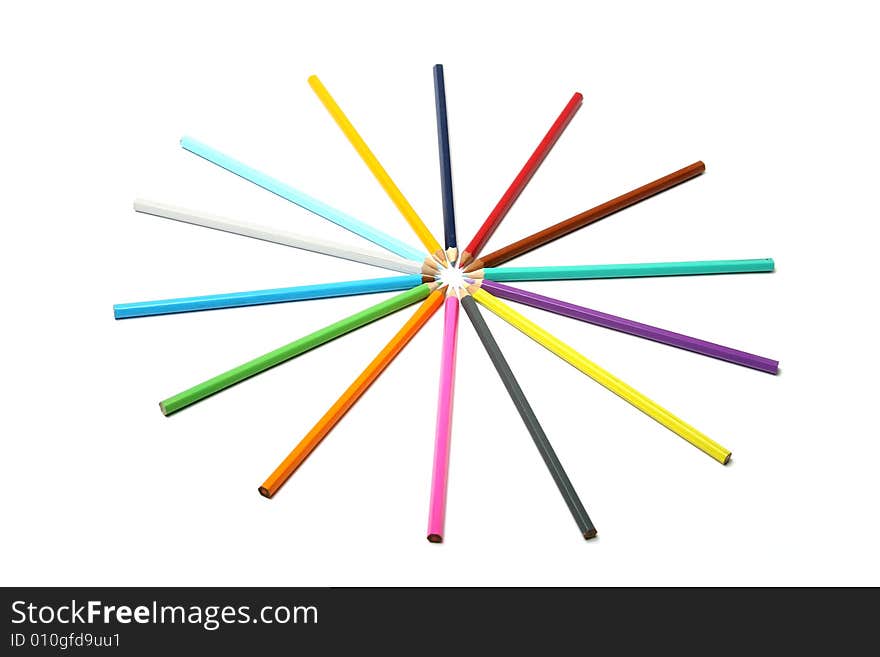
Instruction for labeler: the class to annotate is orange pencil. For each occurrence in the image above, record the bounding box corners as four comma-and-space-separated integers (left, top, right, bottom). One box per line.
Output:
259, 288, 446, 498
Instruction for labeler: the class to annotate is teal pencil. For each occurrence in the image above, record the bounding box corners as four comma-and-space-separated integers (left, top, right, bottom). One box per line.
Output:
475, 259, 775, 282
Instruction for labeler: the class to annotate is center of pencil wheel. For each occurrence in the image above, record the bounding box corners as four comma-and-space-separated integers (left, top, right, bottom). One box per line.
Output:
437, 264, 466, 291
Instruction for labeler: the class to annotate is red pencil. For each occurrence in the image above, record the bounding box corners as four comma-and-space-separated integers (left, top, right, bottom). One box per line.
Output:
458, 92, 583, 268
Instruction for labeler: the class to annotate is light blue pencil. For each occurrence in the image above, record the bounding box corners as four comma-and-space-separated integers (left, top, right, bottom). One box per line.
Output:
180, 136, 427, 263
114, 275, 422, 319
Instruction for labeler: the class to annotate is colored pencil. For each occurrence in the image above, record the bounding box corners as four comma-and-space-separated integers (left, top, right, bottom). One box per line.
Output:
463, 161, 706, 271
179, 136, 427, 262
459, 290, 596, 539
458, 91, 584, 268
259, 288, 446, 498
469, 285, 731, 464
114, 275, 423, 320
427, 296, 460, 543
480, 280, 779, 374
473, 258, 775, 282
433, 64, 458, 262
160, 282, 439, 416
134, 200, 426, 276
308, 75, 445, 260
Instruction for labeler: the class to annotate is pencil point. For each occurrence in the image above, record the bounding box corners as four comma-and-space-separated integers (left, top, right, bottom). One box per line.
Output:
445, 247, 458, 265
462, 258, 483, 273
427, 534, 443, 544
469, 268, 485, 279
458, 251, 472, 268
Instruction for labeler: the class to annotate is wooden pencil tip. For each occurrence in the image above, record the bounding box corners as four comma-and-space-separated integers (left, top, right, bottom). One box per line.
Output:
462, 258, 483, 273
469, 268, 485, 279
258, 486, 273, 499
458, 251, 472, 268
427, 534, 443, 544
421, 274, 437, 284
445, 247, 458, 265
583, 529, 598, 540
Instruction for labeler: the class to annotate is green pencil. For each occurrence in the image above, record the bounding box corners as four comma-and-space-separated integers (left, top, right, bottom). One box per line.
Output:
474, 258, 775, 282
160, 282, 438, 415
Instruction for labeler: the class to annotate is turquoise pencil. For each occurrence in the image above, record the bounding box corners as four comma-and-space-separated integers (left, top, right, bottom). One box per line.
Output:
473, 259, 775, 282
180, 137, 427, 262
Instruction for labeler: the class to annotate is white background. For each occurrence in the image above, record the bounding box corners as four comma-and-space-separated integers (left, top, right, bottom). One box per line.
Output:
2, 1, 878, 586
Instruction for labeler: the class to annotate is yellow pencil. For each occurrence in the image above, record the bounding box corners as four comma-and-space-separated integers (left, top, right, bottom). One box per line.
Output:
469, 286, 731, 464
309, 74, 445, 260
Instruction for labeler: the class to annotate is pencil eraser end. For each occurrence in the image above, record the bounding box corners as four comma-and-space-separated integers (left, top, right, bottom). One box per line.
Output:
158, 401, 170, 417
583, 529, 598, 540
427, 534, 443, 544
258, 486, 272, 499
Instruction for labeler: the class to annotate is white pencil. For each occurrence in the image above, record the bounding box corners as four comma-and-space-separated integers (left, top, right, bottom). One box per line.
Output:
133, 199, 426, 276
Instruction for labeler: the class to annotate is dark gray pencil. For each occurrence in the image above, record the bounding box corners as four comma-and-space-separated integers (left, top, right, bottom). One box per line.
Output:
458, 289, 597, 539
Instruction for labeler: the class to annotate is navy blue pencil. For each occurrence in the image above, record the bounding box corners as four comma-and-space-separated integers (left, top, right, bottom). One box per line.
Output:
433, 64, 457, 264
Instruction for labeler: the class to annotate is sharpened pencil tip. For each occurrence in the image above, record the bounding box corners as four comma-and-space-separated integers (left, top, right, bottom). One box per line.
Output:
427, 534, 443, 544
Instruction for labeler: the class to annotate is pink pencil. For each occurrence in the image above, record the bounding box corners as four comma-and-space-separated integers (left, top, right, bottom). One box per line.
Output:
427, 295, 460, 543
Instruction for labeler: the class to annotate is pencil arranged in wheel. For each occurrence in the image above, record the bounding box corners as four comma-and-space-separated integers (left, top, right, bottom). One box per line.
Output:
427, 295, 460, 543
433, 64, 458, 263
463, 161, 706, 271
114, 275, 424, 319
180, 137, 427, 262
308, 75, 445, 261
469, 284, 732, 464
259, 288, 446, 498
481, 280, 779, 374
459, 287, 597, 539
458, 91, 583, 268
472, 258, 776, 281
160, 282, 439, 415
134, 199, 428, 275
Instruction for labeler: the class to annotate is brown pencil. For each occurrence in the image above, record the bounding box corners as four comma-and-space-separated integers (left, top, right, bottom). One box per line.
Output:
463, 161, 705, 271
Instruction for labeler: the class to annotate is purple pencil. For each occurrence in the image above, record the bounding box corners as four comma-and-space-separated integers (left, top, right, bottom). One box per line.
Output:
481, 280, 778, 374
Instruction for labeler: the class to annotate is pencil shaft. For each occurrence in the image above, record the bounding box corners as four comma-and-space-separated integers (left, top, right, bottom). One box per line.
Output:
482, 258, 775, 282
179, 136, 426, 262
462, 91, 583, 262
259, 290, 445, 498
433, 65, 457, 251
114, 275, 422, 319
427, 297, 460, 542
460, 296, 596, 538
159, 283, 432, 416
308, 75, 443, 255
482, 280, 779, 374
134, 199, 423, 275
470, 161, 706, 269
472, 287, 731, 464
